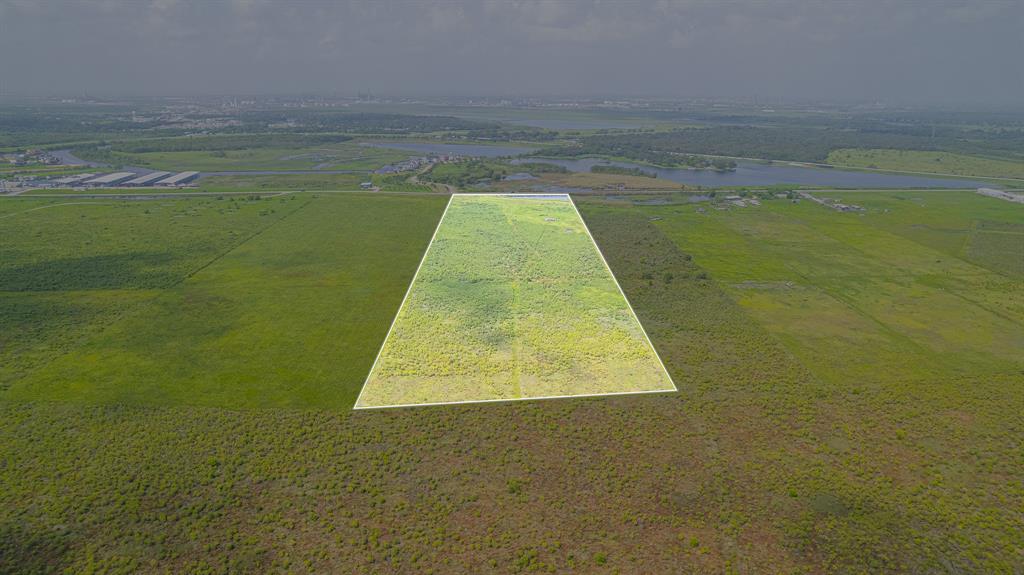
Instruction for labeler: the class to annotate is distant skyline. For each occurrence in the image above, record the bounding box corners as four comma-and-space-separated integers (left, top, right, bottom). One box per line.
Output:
1, 0, 1022, 106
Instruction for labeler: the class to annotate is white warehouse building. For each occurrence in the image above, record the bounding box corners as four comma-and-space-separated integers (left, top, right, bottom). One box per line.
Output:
124, 171, 172, 186
157, 171, 200, 186
84, 172, 136, 186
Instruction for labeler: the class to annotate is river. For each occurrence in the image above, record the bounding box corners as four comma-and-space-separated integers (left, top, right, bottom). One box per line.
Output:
362, 142, 987, 188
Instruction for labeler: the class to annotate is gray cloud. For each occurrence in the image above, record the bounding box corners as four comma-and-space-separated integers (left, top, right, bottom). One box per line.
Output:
1, 0, 1021, 105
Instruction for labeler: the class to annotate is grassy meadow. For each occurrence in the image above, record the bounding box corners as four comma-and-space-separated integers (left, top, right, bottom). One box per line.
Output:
1, 193, 447, 409
190, 173, 434, 193
636, 191, 1023, 385
358, 194, 672, 407
193, 173, 367, 192
0, 189, 1020, 573
521, 171, 683, 192
827, 148, 1024, 180
578, 191, 1023, 573
1, 195, 298, 389
86, 142, 413, 173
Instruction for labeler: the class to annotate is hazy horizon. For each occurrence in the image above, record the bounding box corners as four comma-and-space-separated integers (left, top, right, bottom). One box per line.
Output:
1, 0, 1022, 106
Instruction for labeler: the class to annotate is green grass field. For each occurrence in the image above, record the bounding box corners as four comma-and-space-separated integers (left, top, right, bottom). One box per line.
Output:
578, 191, 1024, 572
189, 173, 431, 194
636, 191, 1023, 387
1, 193, 446, 409
1, 196, 297, 388
827, 148, 1024, 180
819, 190, 1024, 277
0, 164, 95, 178
100, 143, 412, 172
193, 173, 367, 192
357, 194, 672, 407
0, 189, 1021, 573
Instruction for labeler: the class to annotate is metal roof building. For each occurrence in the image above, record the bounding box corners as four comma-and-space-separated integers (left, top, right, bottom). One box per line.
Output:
53, 173, 96, 186
124, 171, 172, 186
85, 172, 136, 186
157, 171, 200, 186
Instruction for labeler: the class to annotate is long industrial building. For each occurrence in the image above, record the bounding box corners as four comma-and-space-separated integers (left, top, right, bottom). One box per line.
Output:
124, 171, 171, 186
52, 173, 96, 186
157, 171, 199, 186
85, 172, 136, 186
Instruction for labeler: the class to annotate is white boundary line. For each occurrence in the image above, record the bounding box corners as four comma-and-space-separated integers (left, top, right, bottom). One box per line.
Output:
568, 194, 678, 393
353, 192, 677, 410
355, 387, 676, 410
353, 193, 454, 409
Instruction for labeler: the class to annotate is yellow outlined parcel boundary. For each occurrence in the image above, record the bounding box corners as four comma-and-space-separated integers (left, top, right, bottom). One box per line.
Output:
355, 194, 675, 409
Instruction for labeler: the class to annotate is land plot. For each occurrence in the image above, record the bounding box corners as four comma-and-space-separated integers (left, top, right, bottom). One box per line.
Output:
356, 194, 674, 408
640, 191, 1024, 386
827, 148, 1024, 180
3, 193, 446, 409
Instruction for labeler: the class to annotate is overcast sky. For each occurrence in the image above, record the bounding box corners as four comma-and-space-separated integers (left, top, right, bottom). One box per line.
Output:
1, 0, 1021, 105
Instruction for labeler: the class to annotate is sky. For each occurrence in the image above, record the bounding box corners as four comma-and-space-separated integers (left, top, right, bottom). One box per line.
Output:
1, 0, 1022, 105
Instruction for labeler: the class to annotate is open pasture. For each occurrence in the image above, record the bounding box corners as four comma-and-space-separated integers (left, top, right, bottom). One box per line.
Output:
1, 193, 446, 409
633, 190, 1024, 385
577, 192, 1024, 572
0, 189, 1021, 573
107, 142, 412, 172
356, 194, 674, 408
827, 148, 1024, 180
818, 189, 1024, 277
1, 195, 299, 388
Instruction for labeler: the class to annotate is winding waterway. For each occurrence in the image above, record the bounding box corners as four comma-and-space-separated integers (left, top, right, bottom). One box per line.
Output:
364, 142, 989, 188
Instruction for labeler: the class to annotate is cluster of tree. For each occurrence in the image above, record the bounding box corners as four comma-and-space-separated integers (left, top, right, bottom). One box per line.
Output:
372, 174, 433, 193
0, 105, 163, 134
591, 165, 658, 178
105, 133, 352, 153
423, 160, 569, 187
678, 155, 737, 171
574, 106, 1024, 137
238, 111, 499, 134
541, 125, 1024, 164
513, 162, 569, 174
64, 145, 125, 166
422, 160, 511, 187
0, 105, 175, 148
541, 146, 736, 171
462, 128, 560, 142
68, 133, 357, 165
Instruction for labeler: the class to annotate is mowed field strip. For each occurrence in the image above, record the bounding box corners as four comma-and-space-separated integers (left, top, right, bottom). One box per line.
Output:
356, 194, 675, 409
